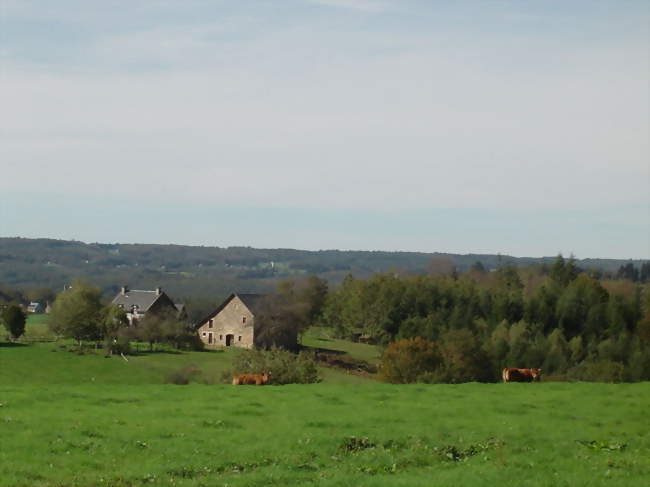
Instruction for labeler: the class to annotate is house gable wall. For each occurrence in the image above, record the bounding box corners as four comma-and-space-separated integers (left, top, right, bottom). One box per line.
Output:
198, 295, 255, 349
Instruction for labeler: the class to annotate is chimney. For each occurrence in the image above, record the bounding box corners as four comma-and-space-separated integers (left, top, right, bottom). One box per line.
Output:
121, 285, 129, 295
155, 287, 162, 296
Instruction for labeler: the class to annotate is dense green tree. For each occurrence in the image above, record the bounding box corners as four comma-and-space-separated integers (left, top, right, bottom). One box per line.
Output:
484, 320, 510, 375
568, 335, 586, 365
100, 305, 128, 339
49, 281, 103, 344
276, 276, 329, 339
543, 328, 570, 374
525, 282, 561, 333
253, 293, 302, 351
1, 304, 26, 340
550, 254, 580, 287
99, 304, 129, 354
556, 274, 608, 339
489, 267, 524, 324
137, 314, 164, 351
436, 329, 493, 383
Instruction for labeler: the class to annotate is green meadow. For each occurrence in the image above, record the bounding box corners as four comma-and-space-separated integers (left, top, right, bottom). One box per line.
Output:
1, 317, 648, 486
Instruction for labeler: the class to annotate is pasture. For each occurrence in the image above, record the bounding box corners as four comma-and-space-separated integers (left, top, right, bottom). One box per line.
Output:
1, 318, 648, 486
0, 383, 648, 486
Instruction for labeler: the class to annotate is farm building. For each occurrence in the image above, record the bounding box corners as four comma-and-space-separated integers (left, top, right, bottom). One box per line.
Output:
111, 286, 186, 325
196, 293, 297, 350
27, 302, 45, 313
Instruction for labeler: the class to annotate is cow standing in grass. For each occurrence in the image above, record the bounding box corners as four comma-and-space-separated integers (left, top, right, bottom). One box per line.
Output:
502, 368, 542, 382
232, 372, 272, 385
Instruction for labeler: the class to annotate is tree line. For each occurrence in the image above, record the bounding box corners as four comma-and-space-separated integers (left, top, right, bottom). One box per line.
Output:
318, 256, 650, 382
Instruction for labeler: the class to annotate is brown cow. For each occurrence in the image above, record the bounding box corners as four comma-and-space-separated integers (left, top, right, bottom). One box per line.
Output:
232, 372, 272, 385
502, 367, 542, 383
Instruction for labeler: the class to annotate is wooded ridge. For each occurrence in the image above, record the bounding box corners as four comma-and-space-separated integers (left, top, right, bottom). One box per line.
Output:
0, 237, 645, 299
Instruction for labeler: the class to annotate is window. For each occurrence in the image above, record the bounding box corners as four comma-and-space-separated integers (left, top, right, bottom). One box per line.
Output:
219, 335, 223, 340
202, 332, 206, 337
238, 336, 242, 342
208, 319, 214, 328
242, 316, 246, 324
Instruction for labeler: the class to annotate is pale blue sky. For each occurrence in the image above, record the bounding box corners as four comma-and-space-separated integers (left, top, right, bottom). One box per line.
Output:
1, 1, 648, 258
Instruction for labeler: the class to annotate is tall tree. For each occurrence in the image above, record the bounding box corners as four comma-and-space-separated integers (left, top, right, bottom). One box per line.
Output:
1, 304, 26, 341
49, 281, 103, 344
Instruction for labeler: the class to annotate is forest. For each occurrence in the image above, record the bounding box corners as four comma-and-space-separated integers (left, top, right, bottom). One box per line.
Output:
319, 256, 650, 382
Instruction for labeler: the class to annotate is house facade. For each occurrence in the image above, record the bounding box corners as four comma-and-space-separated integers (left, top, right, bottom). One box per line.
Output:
197, 294, 264, 349
111, 286, 185, 325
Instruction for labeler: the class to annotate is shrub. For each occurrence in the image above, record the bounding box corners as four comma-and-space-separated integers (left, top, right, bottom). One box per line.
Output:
567, 360, 625, 383
379, 337, 442, 384
222, 348, 320, 384
165, 365, 202, 385
103, 335, 132, 356
435, 329, 494, 383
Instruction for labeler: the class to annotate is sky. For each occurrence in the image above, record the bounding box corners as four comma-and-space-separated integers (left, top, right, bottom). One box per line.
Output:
1, 0, 648, 259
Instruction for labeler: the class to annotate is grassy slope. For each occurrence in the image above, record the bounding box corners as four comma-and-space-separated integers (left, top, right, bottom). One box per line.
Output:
3, 319, 372, 386
0, 383, 648, 487
301, 327, 381, 364
3, 320, 648, 486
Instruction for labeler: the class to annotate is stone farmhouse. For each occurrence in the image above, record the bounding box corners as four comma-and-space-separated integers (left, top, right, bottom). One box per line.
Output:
197, 293, 265, 349
197, 293, 298, 350
111, 286, 185, 325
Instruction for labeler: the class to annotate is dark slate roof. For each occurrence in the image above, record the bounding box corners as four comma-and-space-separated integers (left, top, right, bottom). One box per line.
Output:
236, 293, 267, 315
112, 290, 162, 312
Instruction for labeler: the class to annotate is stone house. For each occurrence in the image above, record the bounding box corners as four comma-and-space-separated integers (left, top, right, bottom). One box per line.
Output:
111, 286, 185, 325
197, 293, 266, 349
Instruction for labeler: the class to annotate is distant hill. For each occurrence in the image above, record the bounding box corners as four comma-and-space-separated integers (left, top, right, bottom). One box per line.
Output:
0, 237, 644, 299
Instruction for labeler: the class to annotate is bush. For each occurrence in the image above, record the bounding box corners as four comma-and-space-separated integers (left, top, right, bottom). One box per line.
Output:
103, 335, 132, 356
379, 337, 442, 384
165, 365, 202, 385
222, 348, 320, 384
435, 329, 494, 383
567, 360, 625, 383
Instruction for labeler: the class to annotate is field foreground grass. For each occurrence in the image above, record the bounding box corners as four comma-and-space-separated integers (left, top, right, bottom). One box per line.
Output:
0, 383, 648, 487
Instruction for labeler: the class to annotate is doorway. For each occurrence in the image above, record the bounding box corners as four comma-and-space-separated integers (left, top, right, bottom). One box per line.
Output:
208, 333, 213, 345
225, 334, 234, 346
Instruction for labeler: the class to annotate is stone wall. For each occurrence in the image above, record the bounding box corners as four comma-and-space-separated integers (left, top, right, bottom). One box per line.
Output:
197, 295, 255, 349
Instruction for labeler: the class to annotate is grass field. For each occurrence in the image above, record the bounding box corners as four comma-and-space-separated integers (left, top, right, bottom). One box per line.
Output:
0, 383, 648, 486
22, 314, 55, 341
2, 318, 648, 486
2, 319, 375, 386
301, 327, 381, 364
